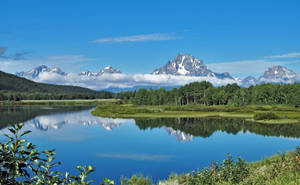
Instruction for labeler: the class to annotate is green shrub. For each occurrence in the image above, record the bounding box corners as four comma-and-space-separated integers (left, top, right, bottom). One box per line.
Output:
254, 112, 280, 120
0, 123, 114, 185
121, 174, 153, 185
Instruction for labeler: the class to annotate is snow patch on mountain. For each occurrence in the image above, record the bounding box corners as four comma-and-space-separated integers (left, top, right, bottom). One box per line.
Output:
16, 65, 66, 78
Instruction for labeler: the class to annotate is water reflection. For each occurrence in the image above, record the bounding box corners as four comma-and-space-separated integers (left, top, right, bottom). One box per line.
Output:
163, 127, 194, 141
25, 110, 133, 131
1, 106, 300, 142
135, 118, 300, 139
23, 109, 192, 141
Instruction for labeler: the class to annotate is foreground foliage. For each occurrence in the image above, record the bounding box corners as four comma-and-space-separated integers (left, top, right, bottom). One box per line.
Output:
116, 147, 300, 185
170, 147, 300, 185
0, 123, 114, 185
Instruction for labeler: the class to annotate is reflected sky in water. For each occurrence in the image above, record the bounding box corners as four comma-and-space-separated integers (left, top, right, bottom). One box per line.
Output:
0, 106, 299, 183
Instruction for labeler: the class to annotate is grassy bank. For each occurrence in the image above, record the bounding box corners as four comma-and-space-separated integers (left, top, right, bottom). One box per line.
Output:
0, 98, 120, 106
91, 104, 300, 124
154, 147, 300, 185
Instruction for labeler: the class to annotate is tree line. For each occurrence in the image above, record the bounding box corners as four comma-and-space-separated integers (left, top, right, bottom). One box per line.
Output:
0, 91, 113, 101
116, 82, 300, 106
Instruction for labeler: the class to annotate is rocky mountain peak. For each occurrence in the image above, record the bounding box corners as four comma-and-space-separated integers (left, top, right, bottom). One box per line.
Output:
152, 54, 233, 79
258, 65, 296, 82
100, 66, 121, 75
16, 65, 65, 78
79, 66, 122, 77
242, 76, 257, 87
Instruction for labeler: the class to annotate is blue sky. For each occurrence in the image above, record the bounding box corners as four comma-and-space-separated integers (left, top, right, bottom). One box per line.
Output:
1, 0, 300, 78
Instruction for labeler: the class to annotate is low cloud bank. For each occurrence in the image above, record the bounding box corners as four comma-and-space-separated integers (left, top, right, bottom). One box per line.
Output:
33, 72, 239, 90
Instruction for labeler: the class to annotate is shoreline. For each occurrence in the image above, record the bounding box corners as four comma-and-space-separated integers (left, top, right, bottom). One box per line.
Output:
0, 99, 120, 106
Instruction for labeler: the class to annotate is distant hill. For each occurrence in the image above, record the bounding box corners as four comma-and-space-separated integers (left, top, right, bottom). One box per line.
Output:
0, 71, 112, 100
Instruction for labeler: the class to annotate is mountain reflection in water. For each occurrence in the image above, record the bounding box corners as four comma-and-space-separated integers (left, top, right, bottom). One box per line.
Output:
23, 109, 194, 142
25, 110, 132, 131
1, 106, 300, 142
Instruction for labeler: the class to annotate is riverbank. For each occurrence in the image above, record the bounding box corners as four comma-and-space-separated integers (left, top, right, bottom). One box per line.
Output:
0, 99, 120, 106
92, 104, 300, 124
155, 147, 300, 185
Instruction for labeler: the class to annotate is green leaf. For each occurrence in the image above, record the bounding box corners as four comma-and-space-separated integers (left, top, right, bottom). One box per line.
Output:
20, 130, 32, 137
17, 123, 24, 130
27, 142, 32, 148
65, 172, 69, 178
8, 128, 16, 134
4, 133, 13, 139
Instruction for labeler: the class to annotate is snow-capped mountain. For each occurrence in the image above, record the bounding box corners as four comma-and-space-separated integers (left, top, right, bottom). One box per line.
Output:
241, 76, 257, 87
100, 66, 121, 74
79, 66, 121, 77
16, 65, 66, 78
152, 54, 233, 79
257, 66, 298, 84
16, 65, 122, 79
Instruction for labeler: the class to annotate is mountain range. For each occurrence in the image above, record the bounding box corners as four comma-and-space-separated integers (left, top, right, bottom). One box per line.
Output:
79, 66, 122, 77
16, 65, 121, 78
15, 54, 300, 89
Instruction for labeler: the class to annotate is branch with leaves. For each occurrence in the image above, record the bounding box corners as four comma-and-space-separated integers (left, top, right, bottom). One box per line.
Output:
0, 123, 114, 185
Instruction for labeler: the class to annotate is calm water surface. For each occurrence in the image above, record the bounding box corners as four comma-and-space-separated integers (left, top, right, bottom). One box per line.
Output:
0, 106, 299, 183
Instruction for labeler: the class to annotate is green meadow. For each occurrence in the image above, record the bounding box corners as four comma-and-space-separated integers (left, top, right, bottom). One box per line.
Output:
92, 104, 300, 124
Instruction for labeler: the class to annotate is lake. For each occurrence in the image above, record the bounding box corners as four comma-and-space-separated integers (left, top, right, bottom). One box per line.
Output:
0, 105, 299, 183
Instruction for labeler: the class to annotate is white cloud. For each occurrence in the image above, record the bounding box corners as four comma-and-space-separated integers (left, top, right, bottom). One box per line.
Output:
33, 72, 239, 90
93, 33, 180, 43
265, 52, 300, 59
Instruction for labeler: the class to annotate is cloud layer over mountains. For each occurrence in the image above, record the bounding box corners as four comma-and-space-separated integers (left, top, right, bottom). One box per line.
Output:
14, 54, 300, 91
35, 72, 238, 90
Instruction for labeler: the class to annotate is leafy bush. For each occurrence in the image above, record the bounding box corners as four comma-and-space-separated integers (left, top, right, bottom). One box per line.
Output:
174, 147, 300, 185
178, 155, 250, 184
121, 174, 153, 185
0, 123, 114, 185
254, 112, 280, 120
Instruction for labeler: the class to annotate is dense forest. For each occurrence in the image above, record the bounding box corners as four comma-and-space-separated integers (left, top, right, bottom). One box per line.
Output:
116, 81, 300, 106
0, 71, 113, 100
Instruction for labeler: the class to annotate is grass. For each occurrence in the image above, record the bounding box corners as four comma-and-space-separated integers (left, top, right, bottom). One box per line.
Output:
124, 147, 300, 185
248, 118, 300, 124
91, 104, 300, 124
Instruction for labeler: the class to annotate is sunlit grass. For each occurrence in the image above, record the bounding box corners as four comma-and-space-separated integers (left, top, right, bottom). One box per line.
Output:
92, 104, 300, 124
